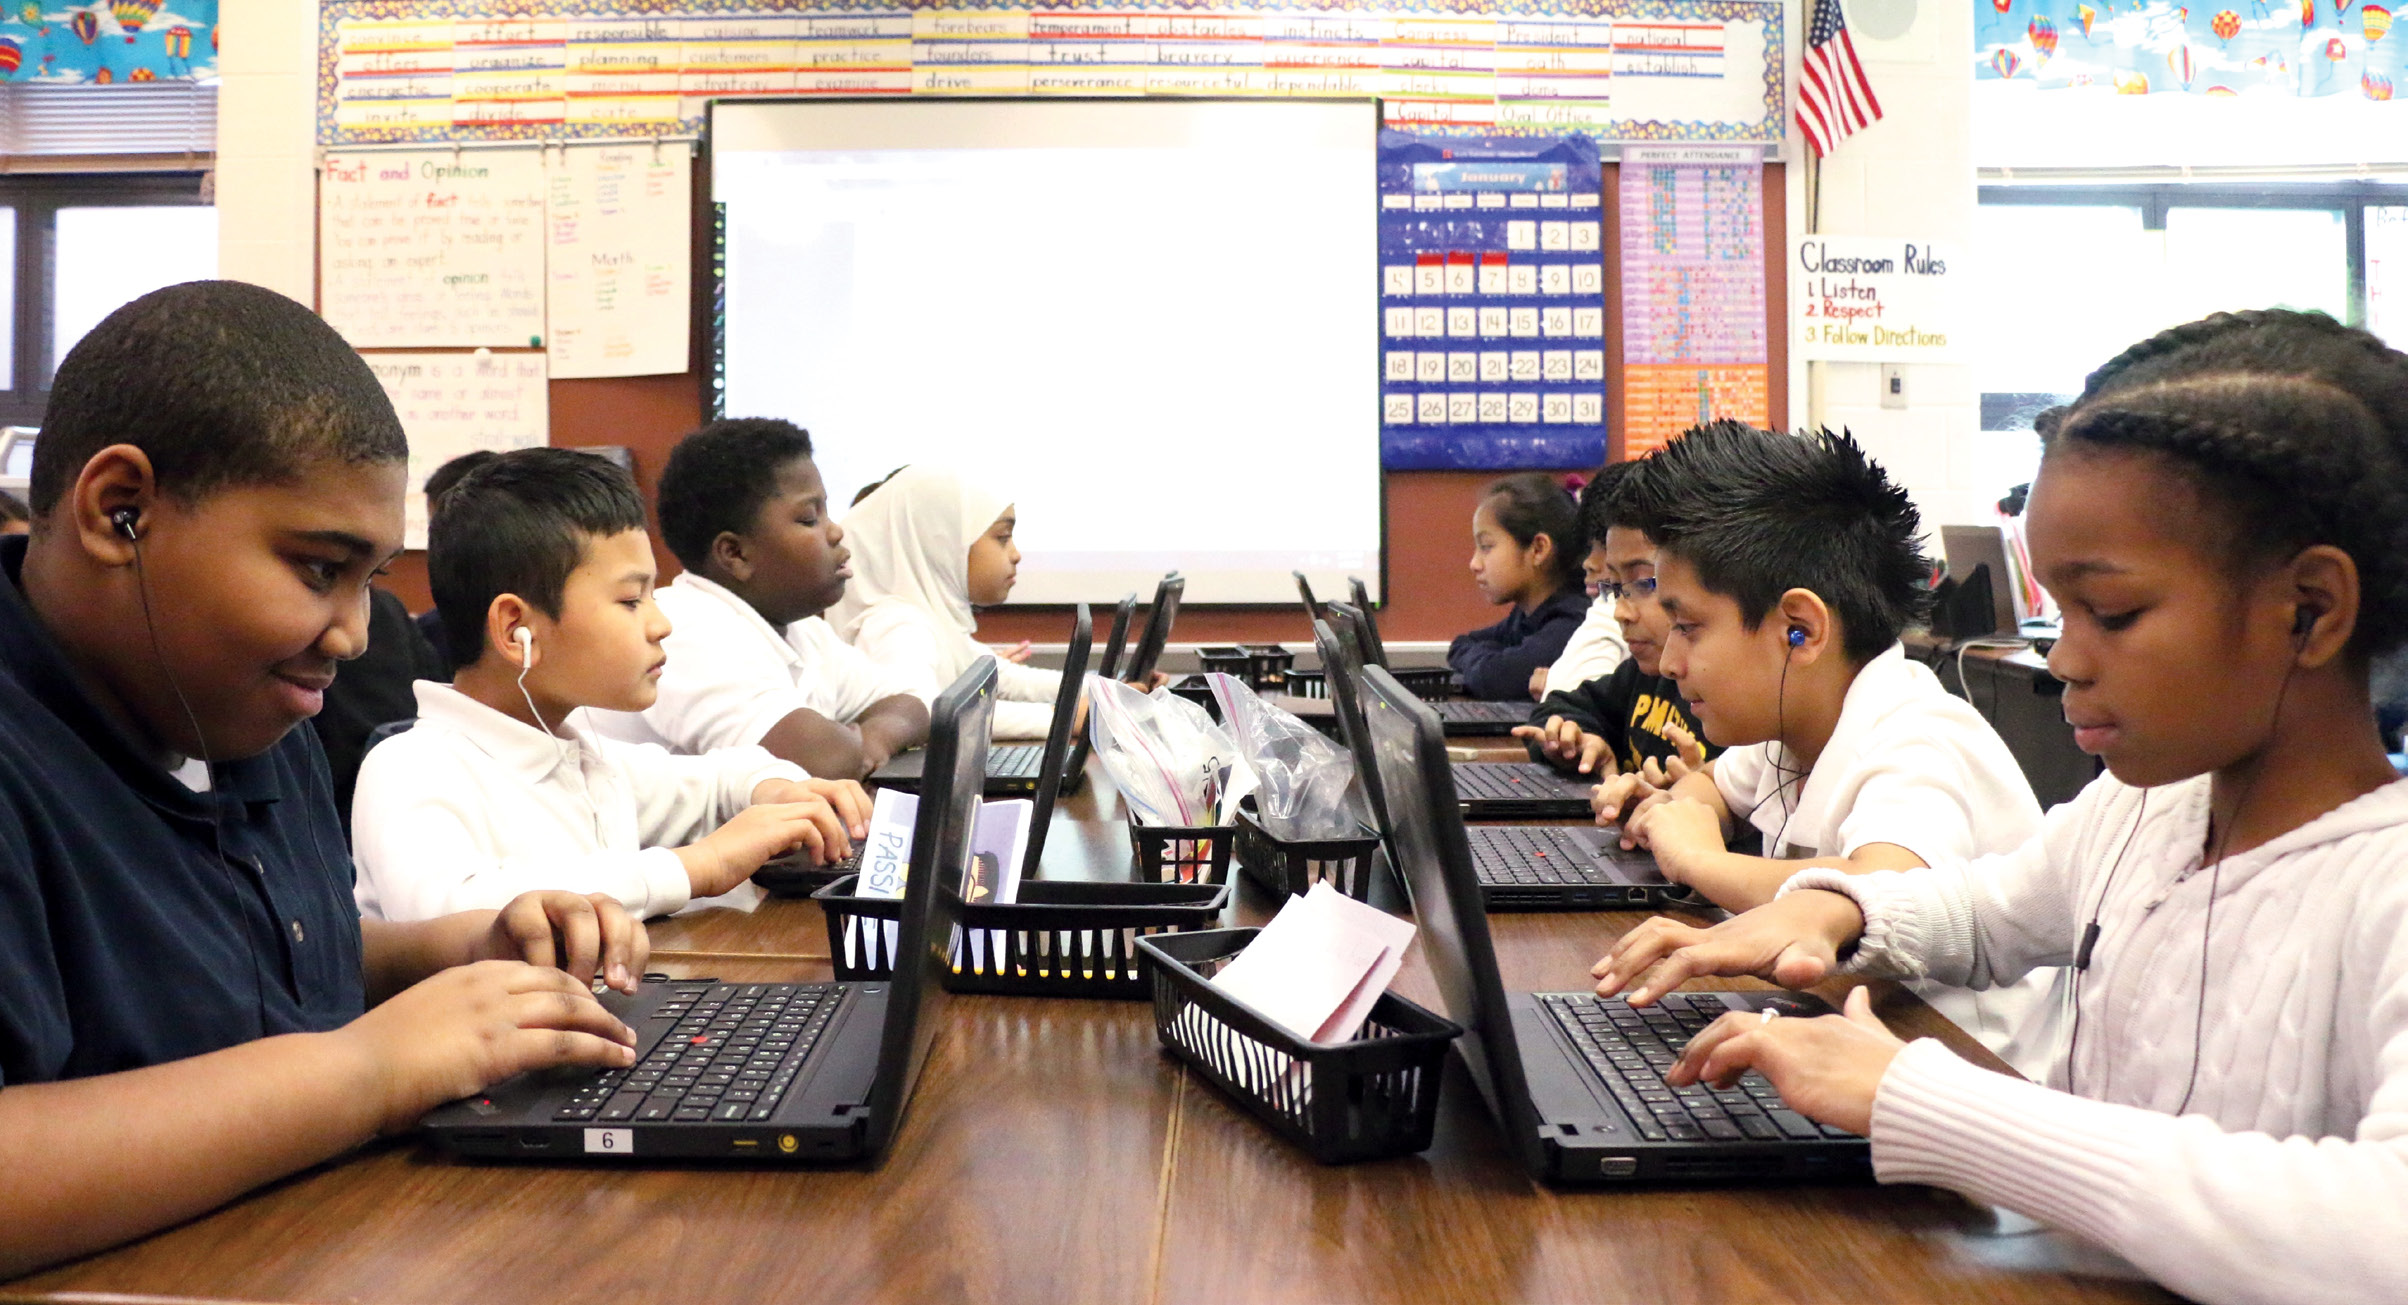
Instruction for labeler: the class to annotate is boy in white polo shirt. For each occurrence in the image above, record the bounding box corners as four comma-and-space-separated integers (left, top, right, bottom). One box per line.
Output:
1606, 421, 2060, 1077
353, 448, 866, 922
590, 419, 930, 781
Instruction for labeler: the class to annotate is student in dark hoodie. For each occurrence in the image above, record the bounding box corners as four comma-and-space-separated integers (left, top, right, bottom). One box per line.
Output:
1447, 472, 1590, 701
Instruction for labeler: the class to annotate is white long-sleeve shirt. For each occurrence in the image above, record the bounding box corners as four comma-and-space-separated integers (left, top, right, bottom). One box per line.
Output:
1784, 772, 2408, 1305
1537, 593, 1628, 697
352, 681, 806, 921
1716, 644, 2062, 1079
847, 598, 1062, 740
589, 573, 925, 755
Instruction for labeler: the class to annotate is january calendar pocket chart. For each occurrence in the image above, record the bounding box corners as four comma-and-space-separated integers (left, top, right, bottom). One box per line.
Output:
1379, 132, 1609, 472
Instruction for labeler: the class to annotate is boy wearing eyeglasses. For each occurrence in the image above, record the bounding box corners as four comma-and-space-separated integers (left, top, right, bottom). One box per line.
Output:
1514, 461, 1714, 791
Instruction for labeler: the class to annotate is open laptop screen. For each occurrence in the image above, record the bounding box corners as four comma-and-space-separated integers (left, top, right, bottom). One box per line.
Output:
862, 658, 994, 1157
1021, 604, 1090, 873
1356, 664, 1546, 1159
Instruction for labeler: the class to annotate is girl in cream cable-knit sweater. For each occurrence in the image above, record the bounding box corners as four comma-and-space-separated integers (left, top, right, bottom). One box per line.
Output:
1594, 310, 2408, 1305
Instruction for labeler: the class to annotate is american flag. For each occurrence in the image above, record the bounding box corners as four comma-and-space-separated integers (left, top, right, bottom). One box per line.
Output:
1796, 0, 1883, 157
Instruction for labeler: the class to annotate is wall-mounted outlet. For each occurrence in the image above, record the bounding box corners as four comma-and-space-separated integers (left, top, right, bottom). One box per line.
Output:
1880, 364, 1908, 410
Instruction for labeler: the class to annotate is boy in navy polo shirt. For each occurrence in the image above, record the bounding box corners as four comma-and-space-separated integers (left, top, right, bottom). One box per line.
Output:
0, 281, 649, 1276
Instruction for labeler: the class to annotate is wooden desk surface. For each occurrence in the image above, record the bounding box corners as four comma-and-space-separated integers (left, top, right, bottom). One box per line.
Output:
8, 753, 2172, 1305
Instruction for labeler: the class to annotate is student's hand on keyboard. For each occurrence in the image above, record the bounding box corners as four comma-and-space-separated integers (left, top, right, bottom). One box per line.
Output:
1589, 887, 1866, 1007
995, 639, 1035, 663
346, 960, 638, 1134
1515, 716, 1614, 776
683, 800, 852, 897
1590, 770, 1667, 828
1663, 987, 1904, 1138
1618, 792, 1723, 873
758, 777, 872, 842
479, 891, 650, 995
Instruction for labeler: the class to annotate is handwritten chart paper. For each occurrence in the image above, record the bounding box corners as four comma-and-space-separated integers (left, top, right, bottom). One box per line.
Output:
321, 149, 547, 349
364, 351, 550, 547
321, 0, 1784, 146
1618, 144, 1766, 455
547, 144, 692, 378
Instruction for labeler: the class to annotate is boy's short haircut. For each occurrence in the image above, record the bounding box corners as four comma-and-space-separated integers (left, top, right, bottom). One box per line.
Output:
1578, 460, 1638, 549
30, 280, 405, 516
656, 418, 815, 573
1618, 420, 1930, 662
422, 449, 501, 523
428, 447, 650, 673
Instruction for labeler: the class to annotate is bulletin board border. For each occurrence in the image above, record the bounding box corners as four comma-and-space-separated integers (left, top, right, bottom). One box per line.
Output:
316, 0, 1783, 148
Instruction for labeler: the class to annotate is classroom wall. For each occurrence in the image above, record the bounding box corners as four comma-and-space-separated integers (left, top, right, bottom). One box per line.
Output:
1785, 0, 2018, 531
217, 0, 1953, 646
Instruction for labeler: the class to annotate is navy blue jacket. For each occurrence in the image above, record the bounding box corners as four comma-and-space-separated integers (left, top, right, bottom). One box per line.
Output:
1446, 586, 1591, 702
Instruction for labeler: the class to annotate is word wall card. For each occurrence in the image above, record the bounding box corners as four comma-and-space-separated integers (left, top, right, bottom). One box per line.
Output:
1378, 132, 1608, 471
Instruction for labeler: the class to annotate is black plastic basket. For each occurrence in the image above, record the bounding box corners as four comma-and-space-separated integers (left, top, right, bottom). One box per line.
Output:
1284, 668, 1329, 700
812, 874, 1233, 998
1138, 928, 1461, 1164
1234, 807, 1381, 902
1197, 645, 1253, 678
1130, 822, 1236, 885
1240, 644, 1294, 691
1166, 674, 1220, 719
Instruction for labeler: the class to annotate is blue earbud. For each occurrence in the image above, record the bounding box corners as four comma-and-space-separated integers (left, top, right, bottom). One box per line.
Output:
1787, 627, 1806, 648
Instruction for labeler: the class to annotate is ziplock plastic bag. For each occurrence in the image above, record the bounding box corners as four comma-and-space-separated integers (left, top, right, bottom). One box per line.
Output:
1207, 673, 1370, 842
1087, 676, 1254, 828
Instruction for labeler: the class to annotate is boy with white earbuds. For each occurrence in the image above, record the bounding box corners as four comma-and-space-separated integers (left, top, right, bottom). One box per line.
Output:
352, 448, 870, 923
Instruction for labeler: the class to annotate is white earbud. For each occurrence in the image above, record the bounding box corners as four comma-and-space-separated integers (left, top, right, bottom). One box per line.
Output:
513, 626, 533, 663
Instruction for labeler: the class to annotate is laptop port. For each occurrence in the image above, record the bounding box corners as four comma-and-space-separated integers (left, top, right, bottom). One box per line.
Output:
1599, 1156, 1638, 1178
515, 1135, 551, 1152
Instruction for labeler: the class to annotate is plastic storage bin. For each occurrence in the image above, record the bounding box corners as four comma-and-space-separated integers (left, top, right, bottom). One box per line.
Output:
1138, 927, 1461, 1163
1130, 822, 1236, 886
1234, 807, 1381, 902
812, 874, 1232, 999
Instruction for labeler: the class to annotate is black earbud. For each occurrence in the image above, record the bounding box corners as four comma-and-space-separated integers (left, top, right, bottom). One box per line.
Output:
2293, 605, 2316, 638
109, 506, 139, 542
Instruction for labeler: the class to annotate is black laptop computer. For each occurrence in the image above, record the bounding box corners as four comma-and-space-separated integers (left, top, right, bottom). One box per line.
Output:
421, 663, 1000, 1165
1358, 664, 1869, 1184
1294, 570, 1321, 622
1323, 600, 1523, 736
871, 605, 1093, 797
1123, 572, 1184, 684
1320, 606, 1589, 817
1318, 621, 1672, 910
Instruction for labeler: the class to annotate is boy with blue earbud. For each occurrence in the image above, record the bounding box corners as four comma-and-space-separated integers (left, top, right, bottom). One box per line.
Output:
1597, 311, 2408, 1305
351, 447, 871, 923
1600, 420, 2059, 1078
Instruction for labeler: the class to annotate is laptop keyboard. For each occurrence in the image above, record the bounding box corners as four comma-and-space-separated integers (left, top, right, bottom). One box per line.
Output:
990, 744, 1043, 779
1452, 762, 1581, 801
553, 983, 842, 1125
1469, 826, 1615, 885
1541, 993, 1855, 1144
1432, 700, 1526, 723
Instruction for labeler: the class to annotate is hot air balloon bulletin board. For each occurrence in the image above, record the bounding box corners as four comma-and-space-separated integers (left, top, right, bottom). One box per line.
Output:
0, 0, 215, 84
1979, 0, 2407, 99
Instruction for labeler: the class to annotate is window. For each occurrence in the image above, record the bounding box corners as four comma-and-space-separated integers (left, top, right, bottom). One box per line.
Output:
0, 173, 214, 427
1975, 184, 2408, 455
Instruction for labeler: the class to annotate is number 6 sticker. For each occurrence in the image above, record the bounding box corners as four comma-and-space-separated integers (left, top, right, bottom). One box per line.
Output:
585, 1128, 634, 1154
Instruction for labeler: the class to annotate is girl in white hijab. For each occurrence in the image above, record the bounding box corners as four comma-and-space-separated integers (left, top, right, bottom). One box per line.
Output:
826, 464, 1064, 739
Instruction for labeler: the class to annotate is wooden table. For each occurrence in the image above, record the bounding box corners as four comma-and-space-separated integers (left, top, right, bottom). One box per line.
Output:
7, 749, 2173, 1305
